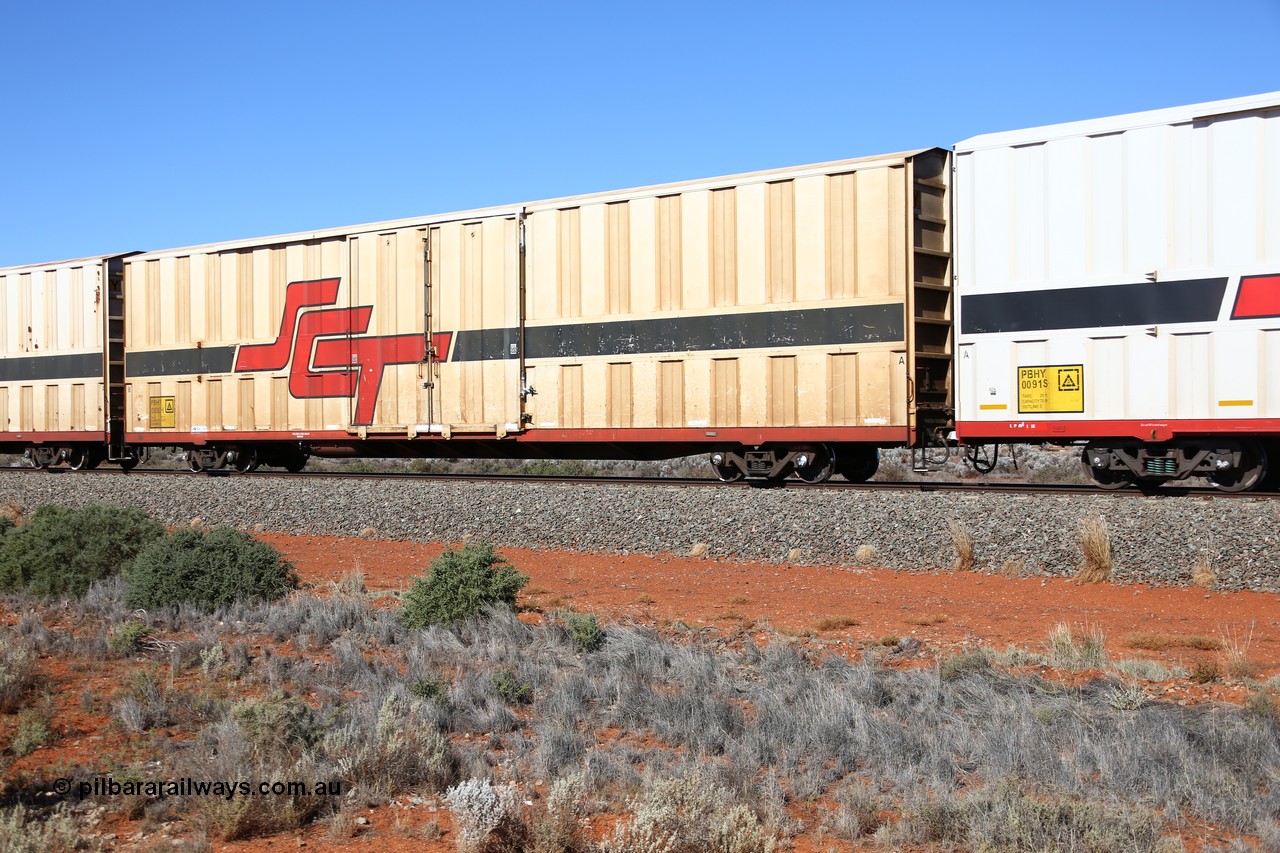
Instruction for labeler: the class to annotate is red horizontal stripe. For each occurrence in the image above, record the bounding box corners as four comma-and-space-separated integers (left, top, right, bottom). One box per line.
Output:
0, 431, 109, 443
122, 425, 910, 446
957, 418, 1280, 443
1231, 274, 1280, 319
516, 426, 909, 444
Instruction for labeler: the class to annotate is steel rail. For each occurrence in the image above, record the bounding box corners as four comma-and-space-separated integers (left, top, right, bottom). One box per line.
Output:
8, 465, 1276, 499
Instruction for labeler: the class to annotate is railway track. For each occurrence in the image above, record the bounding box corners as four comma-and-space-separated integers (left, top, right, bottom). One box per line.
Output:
10, 464, 1277, 499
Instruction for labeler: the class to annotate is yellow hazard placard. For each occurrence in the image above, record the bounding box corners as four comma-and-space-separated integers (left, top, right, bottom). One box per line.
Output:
149, 396, 176, 429
1017, 365, 1083, 413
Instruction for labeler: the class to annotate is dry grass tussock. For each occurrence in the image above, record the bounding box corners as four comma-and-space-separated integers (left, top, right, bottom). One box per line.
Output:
1074, 516, 1112, 583
1220, 622, 1258, 678
1191, 556, 1217, 589
1124, 632, 1221, 652
688, 543, 709, 560
0, 501, 23, 523
947, 520, 975, 572
814, 616, 860, 632
854, 544, 877, 564
331, 568, 368, 598
1046, 622, 1109, 669
904, 613, 949, 627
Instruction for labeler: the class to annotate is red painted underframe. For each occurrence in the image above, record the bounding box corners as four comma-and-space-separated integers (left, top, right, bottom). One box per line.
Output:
0, 431, 108, 444
508, 426, 910, 443
956, 419, 1280, 443
118, 425, 911, 445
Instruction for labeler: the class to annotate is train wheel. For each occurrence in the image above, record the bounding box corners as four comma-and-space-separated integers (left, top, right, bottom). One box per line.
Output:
232, 448, 259, 473
66, 448, 95, 471
708, 452, 744, 482
712, 462, 744, 482
1080, 448, 1132, 490
1258, 442, 1280, 492
118, 457, 138, 472
186, 453, 205, 473
1209, 441, 1267, 493
792, 446, 835, 484
836, 447, 879, 483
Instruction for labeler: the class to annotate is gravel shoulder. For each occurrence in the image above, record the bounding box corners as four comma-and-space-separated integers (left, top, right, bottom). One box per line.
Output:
2, 470, 1278, 591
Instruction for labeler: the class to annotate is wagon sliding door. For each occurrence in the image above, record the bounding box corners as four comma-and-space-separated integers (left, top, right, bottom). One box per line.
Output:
343, 229, 432, 433
426, 215, 524, 437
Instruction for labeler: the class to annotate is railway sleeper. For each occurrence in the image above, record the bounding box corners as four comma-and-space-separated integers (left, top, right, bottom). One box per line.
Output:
1082, 439, 1270, 492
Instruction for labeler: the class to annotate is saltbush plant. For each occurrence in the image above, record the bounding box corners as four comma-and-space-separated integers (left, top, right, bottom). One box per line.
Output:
445, 779, 524, 853
563, 611, 604, 652
231, 693, 319, 755
0, 504, 164, 597
124, 528, 298, 611
398, 544, 528, 629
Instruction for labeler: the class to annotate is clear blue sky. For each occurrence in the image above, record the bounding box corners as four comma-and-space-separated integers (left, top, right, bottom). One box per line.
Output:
2, 0, 1277, 267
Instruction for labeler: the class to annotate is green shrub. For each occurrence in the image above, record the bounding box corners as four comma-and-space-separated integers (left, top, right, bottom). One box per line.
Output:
10, 710, 51, 757
409, 676, 448, 704
0, 516, 13, 537
0, 504, 164, 597
491, 668, 532, 705
108, 621, 150, 657
563, 611, 604, 652
124, 528, 298, 611
398, 544, 528, 629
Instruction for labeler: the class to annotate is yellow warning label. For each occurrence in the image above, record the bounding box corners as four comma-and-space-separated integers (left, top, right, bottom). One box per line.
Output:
149, 396, 176, 429
1017, 365, 1083, 414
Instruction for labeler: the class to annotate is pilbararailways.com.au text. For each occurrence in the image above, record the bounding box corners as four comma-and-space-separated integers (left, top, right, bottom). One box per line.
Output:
57, 776, 344, 801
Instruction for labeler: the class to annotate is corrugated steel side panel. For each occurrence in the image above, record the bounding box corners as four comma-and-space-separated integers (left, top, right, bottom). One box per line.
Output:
125, 213, 524, 439
0, 258, 108, 435
122, 150, 939, 444
955, 96, 1280, 430
521, 156, 920, 434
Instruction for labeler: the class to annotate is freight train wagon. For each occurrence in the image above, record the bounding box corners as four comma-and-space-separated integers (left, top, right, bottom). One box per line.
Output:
6, 91, 1279, 491
953, 91, 1280, 491
117, 148, 953, 481
0, 253, 137, 469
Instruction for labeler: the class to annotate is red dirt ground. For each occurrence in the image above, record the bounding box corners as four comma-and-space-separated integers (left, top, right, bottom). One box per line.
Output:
265, 533, 1280, 680
8, 533, 1280, 852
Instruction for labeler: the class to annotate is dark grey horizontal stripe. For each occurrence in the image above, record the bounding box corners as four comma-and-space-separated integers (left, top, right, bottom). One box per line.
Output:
0, 352, 102, 382
126, 346, 237, 377
454, 303, 905, 362
960, 277, 1228, 335
454, 328, 521, 362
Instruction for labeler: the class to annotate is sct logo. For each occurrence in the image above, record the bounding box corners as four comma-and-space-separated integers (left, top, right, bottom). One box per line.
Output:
233, 278, 451, 426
